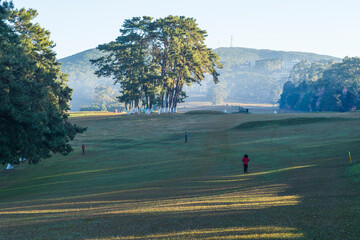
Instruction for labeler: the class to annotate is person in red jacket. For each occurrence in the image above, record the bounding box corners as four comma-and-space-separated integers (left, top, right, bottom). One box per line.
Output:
82, 144, 85, 155
242, 154, 250, 173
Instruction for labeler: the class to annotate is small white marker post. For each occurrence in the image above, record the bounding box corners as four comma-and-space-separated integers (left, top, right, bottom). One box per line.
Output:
6, 163, 14, 170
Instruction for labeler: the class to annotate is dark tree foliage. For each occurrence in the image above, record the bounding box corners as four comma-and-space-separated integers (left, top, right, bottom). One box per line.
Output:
279, 58, 360, 112
0, 1, 86, 165
91, 16, 222, 112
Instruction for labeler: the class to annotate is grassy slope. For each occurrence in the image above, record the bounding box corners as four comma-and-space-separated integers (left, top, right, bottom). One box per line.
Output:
348, 163, 360, 182
1, 112, 360, 239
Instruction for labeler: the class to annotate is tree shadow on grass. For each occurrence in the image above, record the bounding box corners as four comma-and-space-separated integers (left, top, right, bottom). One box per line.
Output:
0, 178, 305, 240
2, 160, 360, 239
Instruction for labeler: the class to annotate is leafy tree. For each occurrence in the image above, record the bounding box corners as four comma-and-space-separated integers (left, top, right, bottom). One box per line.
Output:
92, 17, 158, 110
289, 60, 330, 84
268, 84, 282, 106
80, 86, 124, 112
0, 2, 85, 166
207, 82, 228, 105
59, 49, 114, 110
321, 57, 360, 110
94, 85, 118, 106
280, 57, 360, 112
80, 105, 101, 111
153, 16, 223, 111
92, 16, 222, 112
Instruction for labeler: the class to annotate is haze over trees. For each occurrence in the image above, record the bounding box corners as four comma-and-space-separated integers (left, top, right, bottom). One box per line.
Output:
203, 48, 339, 105
60, 47, 339, 110
0, 1, 85, 166
80, 85, 123, 112
59, 49, 116, 110
91, 16, 222, 112
280, 57, 360, 112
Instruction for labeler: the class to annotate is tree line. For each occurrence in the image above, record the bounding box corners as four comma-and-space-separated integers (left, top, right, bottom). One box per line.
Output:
0, 1, 85, 166
280, 57, 360, 112
91, 16, 222, 113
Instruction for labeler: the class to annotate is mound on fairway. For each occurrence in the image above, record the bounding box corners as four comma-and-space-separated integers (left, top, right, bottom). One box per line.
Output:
234, 117, 346, 130
1, 112, 360, 239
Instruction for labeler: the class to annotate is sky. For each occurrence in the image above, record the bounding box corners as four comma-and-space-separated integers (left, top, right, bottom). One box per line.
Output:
10, 0, 360, 59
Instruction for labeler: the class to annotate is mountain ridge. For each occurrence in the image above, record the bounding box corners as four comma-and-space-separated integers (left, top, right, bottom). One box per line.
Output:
59, 47, 340, 110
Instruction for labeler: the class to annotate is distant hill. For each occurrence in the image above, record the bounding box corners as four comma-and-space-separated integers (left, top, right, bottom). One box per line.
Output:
214, 47, 340, 67
59, 47, 340, 110
59, 49, 115, 110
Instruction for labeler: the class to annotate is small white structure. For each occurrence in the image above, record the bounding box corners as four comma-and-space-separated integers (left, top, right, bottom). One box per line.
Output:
274, 110, 278, 114
224, 109, 228, 113
19, 157, 26, 162
6, 163, 14, 170
282, 59, 301, 69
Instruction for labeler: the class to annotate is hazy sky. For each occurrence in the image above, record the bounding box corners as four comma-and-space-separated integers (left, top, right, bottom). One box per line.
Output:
11, 0, 360, 59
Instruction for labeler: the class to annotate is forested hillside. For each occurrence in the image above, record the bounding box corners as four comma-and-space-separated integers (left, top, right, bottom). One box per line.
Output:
202, 48, 340, 105
59, 47, 340, 110
214, 47, 339, 66
279, 57, 360, 112
59, 49, 116, 110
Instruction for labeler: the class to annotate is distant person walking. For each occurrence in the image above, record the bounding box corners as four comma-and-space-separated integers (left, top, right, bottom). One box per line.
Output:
82, 144, 86, 155
185, 132, 188, 143
242, 154, 250, 173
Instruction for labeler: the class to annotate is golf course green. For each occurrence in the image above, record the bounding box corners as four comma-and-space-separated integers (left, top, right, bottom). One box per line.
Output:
1, 112, 360, 239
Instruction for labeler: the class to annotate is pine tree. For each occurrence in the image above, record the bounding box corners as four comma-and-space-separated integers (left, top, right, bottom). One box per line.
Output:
92, 16, 222, 112
0, 2, 86, 166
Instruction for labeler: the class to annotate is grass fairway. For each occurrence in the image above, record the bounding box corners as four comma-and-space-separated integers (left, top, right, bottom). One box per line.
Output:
1, 112, 360, 239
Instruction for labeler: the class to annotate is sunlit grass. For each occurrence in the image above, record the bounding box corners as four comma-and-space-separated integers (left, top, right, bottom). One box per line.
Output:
0, 184, 300, 217
1, 112, 360, 239
227, 165, 317, 178
87, 226, 303, 240
69, 111, 124, 117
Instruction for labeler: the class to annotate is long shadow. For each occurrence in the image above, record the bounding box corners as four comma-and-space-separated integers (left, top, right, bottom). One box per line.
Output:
2, 160, 360, 239
0, 165, 308, 240
2, 118, 360, 239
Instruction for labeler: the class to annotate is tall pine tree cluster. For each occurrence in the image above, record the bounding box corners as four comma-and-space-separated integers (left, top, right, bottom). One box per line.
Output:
91, 16, 222, 112
0, 1, 85, 166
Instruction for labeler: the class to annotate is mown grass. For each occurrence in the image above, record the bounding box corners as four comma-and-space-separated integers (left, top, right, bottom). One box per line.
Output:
185, 110, 225, 114
1, 112, 360, 239
234, 117, 348, 129
348, 162, 360, 182
69, 111, 124, 118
